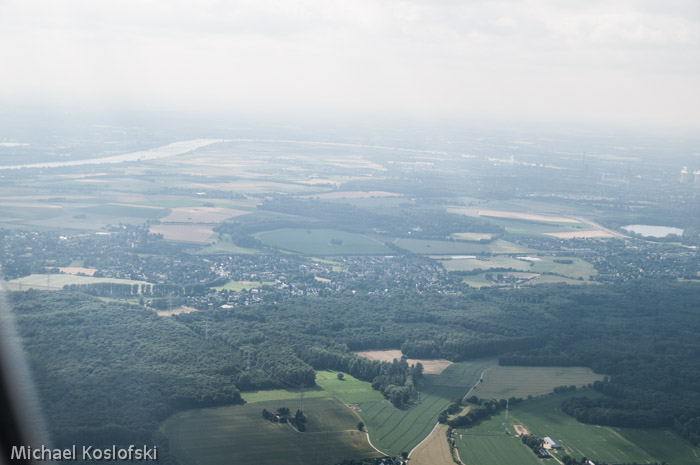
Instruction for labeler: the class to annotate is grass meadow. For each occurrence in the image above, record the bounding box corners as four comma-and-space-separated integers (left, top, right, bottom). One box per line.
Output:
255, 228, 393, 255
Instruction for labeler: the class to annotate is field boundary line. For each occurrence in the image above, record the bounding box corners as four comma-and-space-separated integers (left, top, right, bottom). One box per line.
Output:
407, 421, 440, 458
462, 364, 497, 402
365, 431, 388, 456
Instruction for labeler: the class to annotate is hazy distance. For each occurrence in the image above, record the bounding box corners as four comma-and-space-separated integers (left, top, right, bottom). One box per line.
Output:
0, 0, 699, 132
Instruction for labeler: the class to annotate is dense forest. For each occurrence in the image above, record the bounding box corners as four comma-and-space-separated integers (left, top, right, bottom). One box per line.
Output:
7, 279, 700, 459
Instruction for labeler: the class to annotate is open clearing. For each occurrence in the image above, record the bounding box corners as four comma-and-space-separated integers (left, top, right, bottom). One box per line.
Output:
155, 306, 199, 317
212, 280, 275, 292
436, 256, 531, 272
357, 358, 496, 456
469, 366, 604, 400
160, 206, 248, 223
149, 224, 215, 242
528, 257, 597, 280
57, 266, 97, 276
449, 232, 493, 241
162, 371, 382, 465
315, 370, 385, 404
255, 228, 393, 255
197, 234, 261, 254
409, 424, 453, 465
354, 349, 453, 375
4, 273, 151, 291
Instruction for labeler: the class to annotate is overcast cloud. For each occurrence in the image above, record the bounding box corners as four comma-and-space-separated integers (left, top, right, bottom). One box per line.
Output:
0, 0, 698, 129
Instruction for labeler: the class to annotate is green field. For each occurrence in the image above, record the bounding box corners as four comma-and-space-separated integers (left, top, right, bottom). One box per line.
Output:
241, 388, 329, 404
457, 434, 544, 465
74, 204, 167, 219
4, 273, 152, 291
162, 372, 384, 465
316, 370, 385, 404
357, 358, 496, 456
161, 397, 379, 465
528, 256, 597, 280
394, 238, 532, 255
470, 366, 604, 400
510, 391, 700, 464
436, 256, 531, 272
199, 239, 261, 254
614, 427, 700, 465
255, 228, 392, 255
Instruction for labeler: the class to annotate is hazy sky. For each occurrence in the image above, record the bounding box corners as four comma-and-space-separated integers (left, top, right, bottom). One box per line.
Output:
1, 0, 698, 130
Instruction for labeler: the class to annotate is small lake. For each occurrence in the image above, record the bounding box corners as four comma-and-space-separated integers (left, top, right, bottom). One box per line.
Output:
622, 225, 684, 237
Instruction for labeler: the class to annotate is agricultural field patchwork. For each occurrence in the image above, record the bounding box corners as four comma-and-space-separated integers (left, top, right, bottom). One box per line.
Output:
357, 359, 496, 456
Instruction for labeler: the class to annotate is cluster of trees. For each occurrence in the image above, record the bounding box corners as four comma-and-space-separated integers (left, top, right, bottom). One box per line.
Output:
262, 407, 307, 430
256, 347, 317, 387
562, 395, 670, 428
521, 435, 546, 457
332, 458, 401, 465
438, 396, 523, 428
9, 277, 700, 459
498, 281, 700, 445
299, 346, 422, 406
9, 291, 244, 454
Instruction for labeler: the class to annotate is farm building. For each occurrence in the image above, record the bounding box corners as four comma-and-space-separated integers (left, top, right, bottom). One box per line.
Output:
543, 436, 561, 449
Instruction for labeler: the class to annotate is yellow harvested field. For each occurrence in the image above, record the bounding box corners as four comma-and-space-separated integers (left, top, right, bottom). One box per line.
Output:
410, 424, 453, 465
544, 230, 615, 239
149, 224, 215, 243
161, 206, 248, 223
449, 232, 493, 241
303, 191, 402, 199
58, 267, 97, 276
354, 349, 453, 375
156, 306, 199, 317
449, 207, 579, 223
